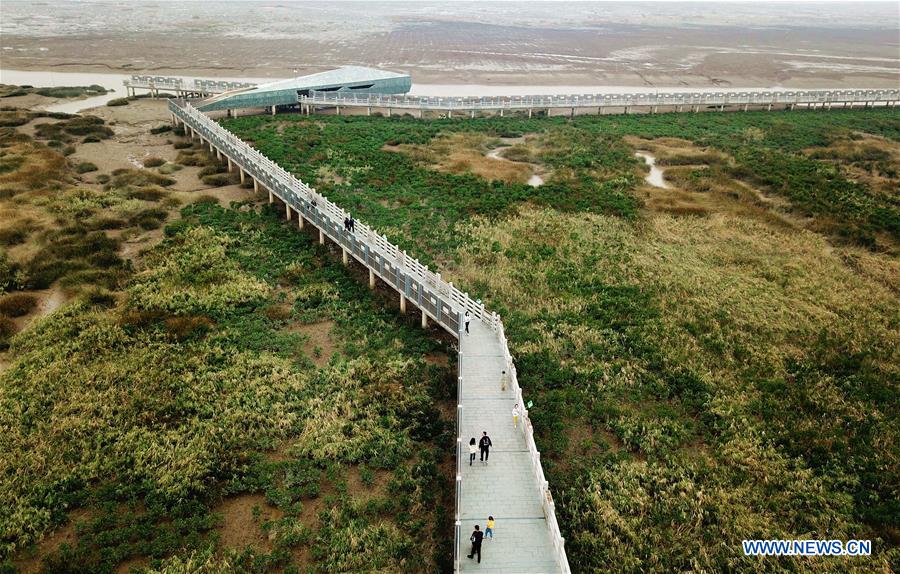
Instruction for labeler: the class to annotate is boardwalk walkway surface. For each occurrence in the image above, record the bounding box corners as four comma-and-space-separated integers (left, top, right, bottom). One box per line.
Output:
458, 320, 561, 573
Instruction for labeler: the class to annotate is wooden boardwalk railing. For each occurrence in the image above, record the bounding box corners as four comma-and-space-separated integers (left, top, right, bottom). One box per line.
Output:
168, 99, 571, 573
300, 87, 900, 117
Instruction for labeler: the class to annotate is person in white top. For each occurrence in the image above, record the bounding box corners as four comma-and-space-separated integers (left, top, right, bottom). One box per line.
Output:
468, 437, 477, 466
512, 404, 520, 429
464, 310, 471, 335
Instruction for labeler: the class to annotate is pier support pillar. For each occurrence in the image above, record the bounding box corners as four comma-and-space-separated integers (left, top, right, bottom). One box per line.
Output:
652, 105, 658, 114
342, 248, 348, 266
227, 157, 233, 171
253, 178, 259, 193
285, 204, 291, 221
528, 108, 533, 118
400, 294, 407, 314
571, 107, 575, 117
271, 106, 276, 116
319, 229, 325, 245
367, 107, 371, 116
448, 110, 452, 119
239, 168, 246, 184
471, 110, 475, 119
336, 106, 341, 116
743, 104, 749, 112
298, 215, 304, 230
387, 108, 392, 117
624, 106, 629, 114
421, 310, 428, 329
369, 269, 375, 289
268, 190, 274, 204
767, 103, 772, 111
499, 109, 504, 117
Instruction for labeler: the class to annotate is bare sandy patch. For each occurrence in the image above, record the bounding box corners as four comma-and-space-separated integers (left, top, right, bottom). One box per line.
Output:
13, 508, 93, 574
215, 493, 283, 553
284, 320, 338, 367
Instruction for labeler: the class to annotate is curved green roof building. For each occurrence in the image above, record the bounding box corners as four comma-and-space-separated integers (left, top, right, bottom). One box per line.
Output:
196, 66, 411, 112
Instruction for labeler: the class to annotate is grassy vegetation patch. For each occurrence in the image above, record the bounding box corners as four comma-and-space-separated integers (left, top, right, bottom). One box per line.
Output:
2, 201, 454, 572
223, 108, 900, 571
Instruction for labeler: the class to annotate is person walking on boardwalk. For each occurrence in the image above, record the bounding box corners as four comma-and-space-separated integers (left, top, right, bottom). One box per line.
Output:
479, 431, 492, 464
348, 215, 355, 232
485, 516, 495, 541
500, 369, 510, 391
467, 525, 484, 563
468, 437, 477, 466
512, 404, 520, 429
343, 216, 350, 232
464, 310, 470, 334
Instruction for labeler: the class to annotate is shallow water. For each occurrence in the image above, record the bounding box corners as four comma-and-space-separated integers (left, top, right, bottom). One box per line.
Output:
635, 152, 669, 189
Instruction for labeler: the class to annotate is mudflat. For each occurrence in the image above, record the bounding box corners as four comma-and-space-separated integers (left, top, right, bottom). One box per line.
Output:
2, 1, 898, 88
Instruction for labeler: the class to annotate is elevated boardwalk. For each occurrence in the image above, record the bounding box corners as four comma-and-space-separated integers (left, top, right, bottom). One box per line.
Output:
458, 320, 561, 573
299, 88, 900, 118
168, 100, 570, 573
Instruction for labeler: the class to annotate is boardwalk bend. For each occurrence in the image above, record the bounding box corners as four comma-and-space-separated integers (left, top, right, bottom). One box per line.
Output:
168, 87, 895, 572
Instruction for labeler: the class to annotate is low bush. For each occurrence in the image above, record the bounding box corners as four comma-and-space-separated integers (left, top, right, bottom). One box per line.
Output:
0, 293, 38, 317
201, 173, 236, 187
106, 97, 129, 107
143, 157, 166, 168
150, 125, 173, 135
75, 161, 98, 173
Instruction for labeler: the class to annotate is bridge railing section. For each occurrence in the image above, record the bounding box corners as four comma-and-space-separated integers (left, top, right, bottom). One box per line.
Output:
171, 98, 570, 573
169, 100, 493, 332
302, 88, 899, 111
497, 320, 571, 574
126, 76, 256, 94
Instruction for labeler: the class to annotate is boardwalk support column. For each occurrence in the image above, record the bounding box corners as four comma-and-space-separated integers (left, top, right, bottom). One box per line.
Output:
227, 157, 233, 171
271, 105, 276, 116
239, 168, 246, 184
268, 190, 274, 204
298, 214, 305, 230
342, 248, 348, 266
369, 269, 375, 289
319, 229, 325, 245
285, 204, 291, 221
253, 178, 259, 193
421, 310, 428, 328
400, 293, 406, 313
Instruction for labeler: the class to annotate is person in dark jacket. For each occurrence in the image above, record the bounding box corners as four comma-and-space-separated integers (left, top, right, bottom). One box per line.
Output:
467, 524, 484, 563
479, 431, 492, 464
348, 216, 355, 232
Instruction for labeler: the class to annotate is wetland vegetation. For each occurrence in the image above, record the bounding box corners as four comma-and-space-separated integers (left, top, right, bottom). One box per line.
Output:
1, 98, 897, 573
223, 108, 899, 573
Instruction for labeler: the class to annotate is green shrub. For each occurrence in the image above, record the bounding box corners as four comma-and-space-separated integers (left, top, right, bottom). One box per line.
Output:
143, 157, 166, 168
0, 315, 15, 345
0, 292, 38, 317
201, 173, 236, 187
173, 141, 194, 150
75, 161, 98, 174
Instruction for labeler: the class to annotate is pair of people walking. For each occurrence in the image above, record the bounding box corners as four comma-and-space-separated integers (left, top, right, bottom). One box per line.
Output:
468, 431, 493, 465
343, 214, 355, 233
467, 517, 496, 563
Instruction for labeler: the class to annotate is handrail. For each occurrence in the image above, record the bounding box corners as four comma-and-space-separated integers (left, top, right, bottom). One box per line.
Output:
301, 88, 900, 111
169, 99, 570, 573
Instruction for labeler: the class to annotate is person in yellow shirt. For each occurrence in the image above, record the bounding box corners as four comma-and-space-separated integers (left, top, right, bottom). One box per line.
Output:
485, 516, 495, 541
